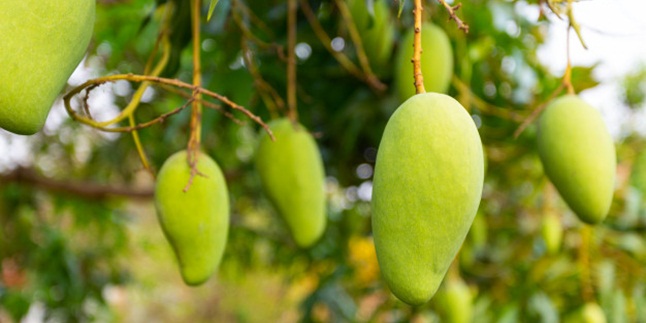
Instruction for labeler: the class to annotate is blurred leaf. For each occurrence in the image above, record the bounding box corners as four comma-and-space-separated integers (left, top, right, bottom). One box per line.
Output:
207, 0, 219, 21
571, 64, 600, 93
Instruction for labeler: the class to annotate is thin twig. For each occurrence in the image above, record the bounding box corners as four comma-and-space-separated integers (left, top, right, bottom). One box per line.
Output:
299, 0, 386, 92
513, 83, 565, 138
566, 0, 587, 49
287, 0, 299, 122
563, 27, 575, 94
185, 0, 204, 192
452, 76, 523, 122
240, 40, 285, 118
334, 0, 384, 90
437, 0, 469, 33
231, 0, 284, 57
63, 74, 274, 140
158, 84, 244, 125
413, 0, 426, 94
233, 3, 286, 117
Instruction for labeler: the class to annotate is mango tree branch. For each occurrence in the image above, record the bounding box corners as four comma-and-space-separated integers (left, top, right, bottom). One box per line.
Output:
413, 0, 426, 94
0, 167, 154, 200
287, 0, 298, 122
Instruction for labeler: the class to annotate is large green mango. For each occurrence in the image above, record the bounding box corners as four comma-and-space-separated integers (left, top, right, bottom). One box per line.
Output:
255, 118, 326, 248
372, 93, 484, 305
347, 0, 395, 77
537, 95, 616, 224
155, 150, 229, 286
0, 0, 95, 135
394, 23, 454, 102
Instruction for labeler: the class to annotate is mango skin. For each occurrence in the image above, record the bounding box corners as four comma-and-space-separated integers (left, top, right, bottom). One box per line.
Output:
394, 23, 454, 102
155, 150, 229, 286
537, 95, 616, 224
372, 93, 484, 305
0, 0, 95, 135
255, 118, 326, 248
347, 0, 395, 76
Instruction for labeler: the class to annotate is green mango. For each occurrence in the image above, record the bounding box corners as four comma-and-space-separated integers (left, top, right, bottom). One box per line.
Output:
565, 303, 607, 323
394, 23, 454, 102
630, 149, 646, 194
347, 0, 395, 77
255, 118, 326, 248
372, 93, 484, 305
467, 211, 488, 253
541, 211, 563, 255
435, 278, 473, 323
0, 0, 95, 135
537, 95, 616, 224
155, 150, 229, 286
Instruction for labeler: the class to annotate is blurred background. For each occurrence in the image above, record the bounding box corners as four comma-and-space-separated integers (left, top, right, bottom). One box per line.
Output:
2, 0, 646, 321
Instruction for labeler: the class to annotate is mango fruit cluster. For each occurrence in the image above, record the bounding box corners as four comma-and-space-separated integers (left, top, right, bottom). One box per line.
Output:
0, 0, 95, 135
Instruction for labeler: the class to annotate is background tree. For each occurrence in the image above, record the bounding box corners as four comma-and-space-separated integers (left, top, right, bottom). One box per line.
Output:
1, 0, 646, 321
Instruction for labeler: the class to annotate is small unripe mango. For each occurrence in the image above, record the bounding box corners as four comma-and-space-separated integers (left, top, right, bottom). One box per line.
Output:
435, 278, 473, 323
155, 150, 229, 286
565, 303, 607, 323
0, 0, 95, 135
255, 118, 327, 248
537, 95, 616, 224
541, 211, 563, 255
394, 23, 454, 102
372, 93, 484, 305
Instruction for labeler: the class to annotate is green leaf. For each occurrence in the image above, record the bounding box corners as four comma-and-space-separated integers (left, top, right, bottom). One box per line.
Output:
570, 64, 600, 93
397, 0, 405, 18
207, 0, 219, 21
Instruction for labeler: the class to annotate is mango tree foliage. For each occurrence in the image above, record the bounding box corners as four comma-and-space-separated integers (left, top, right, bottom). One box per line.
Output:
1, 0, 646, 321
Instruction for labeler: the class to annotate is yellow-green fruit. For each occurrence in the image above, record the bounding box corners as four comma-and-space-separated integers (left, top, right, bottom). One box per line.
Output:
0, 1, 95, 135
435, 278, 473, 323
372, 93, 484, 305
630, 149, 646, 193
155, 150, 229, 286
394, 23, 453, 102
565, 303, 607, 323
255, 118, 326, 248
541, 211, 563, 255
467, 211, 488, 253
347, 0, 395, 76
537, 95, 616, 224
